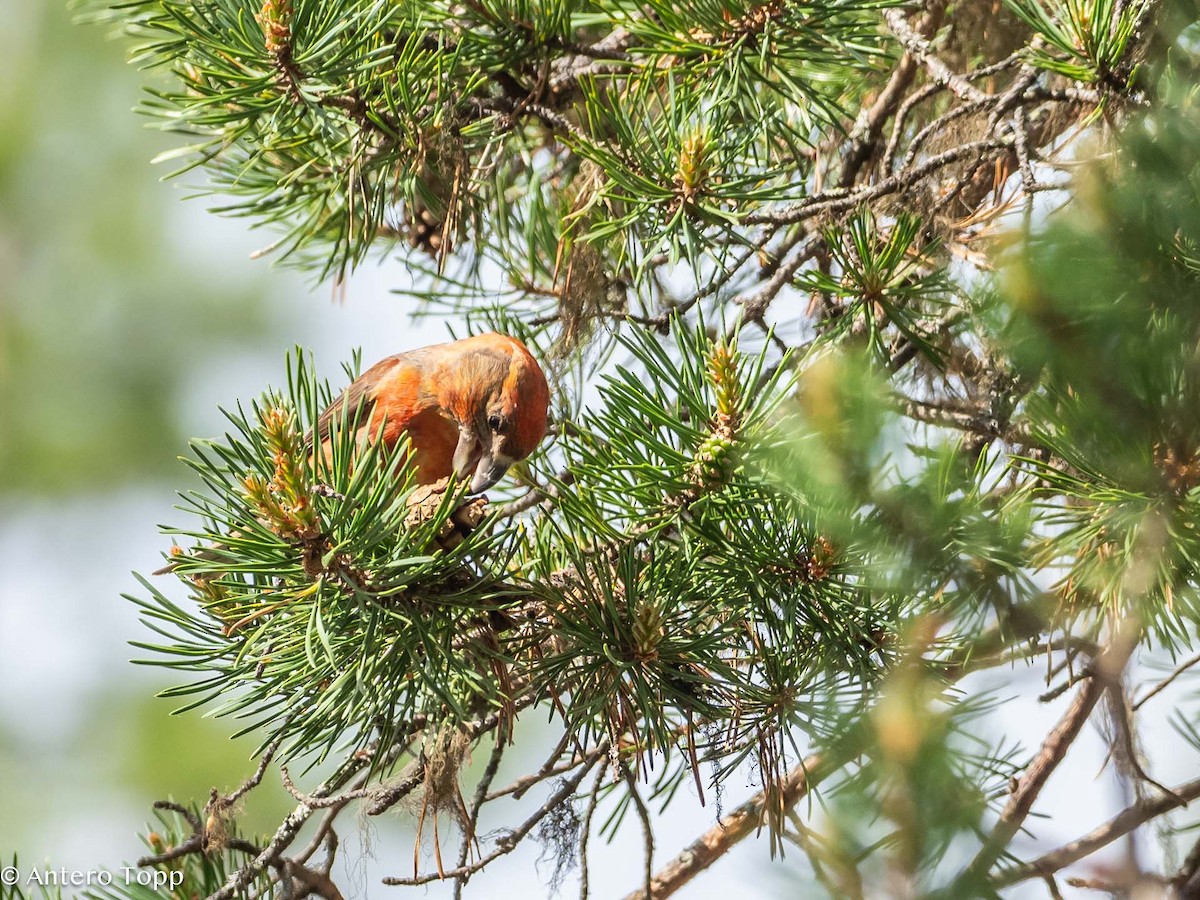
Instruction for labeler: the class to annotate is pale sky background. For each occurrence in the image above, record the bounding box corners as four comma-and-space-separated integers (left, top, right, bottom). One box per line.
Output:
1, 4, 1198, 898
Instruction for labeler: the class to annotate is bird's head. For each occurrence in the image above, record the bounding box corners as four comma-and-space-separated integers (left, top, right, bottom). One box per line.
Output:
439, 333, 551, 493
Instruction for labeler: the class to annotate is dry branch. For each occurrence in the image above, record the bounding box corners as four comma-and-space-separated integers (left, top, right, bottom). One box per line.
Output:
620, 754, 826, 900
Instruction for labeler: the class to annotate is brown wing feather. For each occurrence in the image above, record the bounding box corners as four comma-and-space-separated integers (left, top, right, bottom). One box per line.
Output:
307, 355, 406, 447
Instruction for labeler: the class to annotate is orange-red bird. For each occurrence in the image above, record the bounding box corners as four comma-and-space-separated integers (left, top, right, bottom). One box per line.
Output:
313, 333, 550, 493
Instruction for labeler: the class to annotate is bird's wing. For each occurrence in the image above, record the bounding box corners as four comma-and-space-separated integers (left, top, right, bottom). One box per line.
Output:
308, 354, 408, 447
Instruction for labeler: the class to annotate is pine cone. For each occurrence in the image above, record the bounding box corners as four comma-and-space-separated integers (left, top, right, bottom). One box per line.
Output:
404, 478, 489, 551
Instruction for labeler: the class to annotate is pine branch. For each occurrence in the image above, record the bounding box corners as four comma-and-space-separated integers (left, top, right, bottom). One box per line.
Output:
621, 754, 827, 900
994, 774, 1200, 887
953, 620, 1142, 890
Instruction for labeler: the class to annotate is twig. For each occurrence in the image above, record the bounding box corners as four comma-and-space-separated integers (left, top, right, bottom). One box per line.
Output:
578, 764, 607, 900
453, 738, 506, 899
366, 765, 439, 819
292, 807, 347, 868
882, 8, 990, 104
225, 738, 281, 806
136, 750, 281, 867
209, 704, 509, 899
882, 82, 943, 173
842, 0, 948, 184
1133, 648, 1200, 709
954, 620, 1141, 889
368, 695, 540, 817
993, 774, 1200, 887
1103, 680, 1179, 800
281, 857, 346, 900
486, 747, 600, 802
494, 471, 574, 518
745, 138, 1014, 226
620, 754, 825, 900
281, 766, 377, 809
657, 240, 770, 327
621, 765, 655, 899
549, 27, 633, 91
896, 99, 991, 174
1065, 873, 1170, 891
1012, 107, 1037, 225
384, 746, 606, 886
1038, 663, 1094, 702
988, 63, 1042, 129
737, 237, 819, 323
152, 799, 200, 832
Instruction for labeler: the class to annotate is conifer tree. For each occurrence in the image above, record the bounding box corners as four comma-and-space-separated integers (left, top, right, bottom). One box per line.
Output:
58, 0, 1200, 896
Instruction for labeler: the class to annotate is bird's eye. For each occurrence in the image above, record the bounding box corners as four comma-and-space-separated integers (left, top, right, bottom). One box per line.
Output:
487, 414, 505, 433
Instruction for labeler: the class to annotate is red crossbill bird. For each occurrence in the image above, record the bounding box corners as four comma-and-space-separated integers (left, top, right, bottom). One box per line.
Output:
156, 334, 546, 575
313, 332, 551, 493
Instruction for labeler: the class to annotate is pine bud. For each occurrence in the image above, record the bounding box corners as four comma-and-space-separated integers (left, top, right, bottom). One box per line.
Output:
243, 406, 320, 540
687, 340, 743, 491
675, 128, 712, 205
258, 0, 293, 57
256, 0, 303, 99
706, 341, 741, 422
632, 601, 664, 662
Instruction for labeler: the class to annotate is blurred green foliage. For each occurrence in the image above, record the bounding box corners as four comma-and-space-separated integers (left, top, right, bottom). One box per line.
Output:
0, 0, 286, 871
102, 693, 295, 827
0, 692, 294, 849
0, 3, 271, 495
